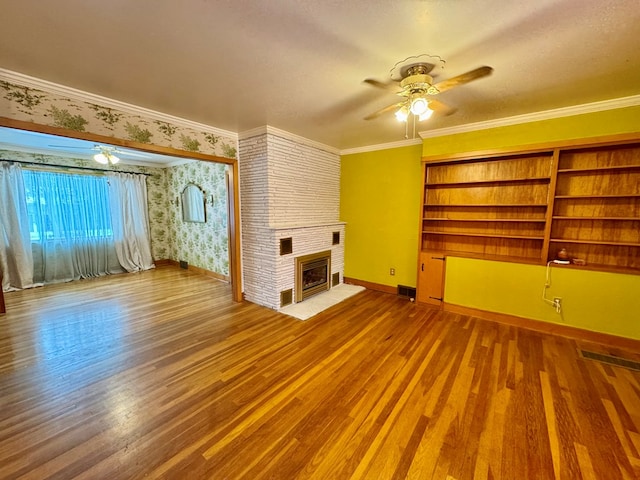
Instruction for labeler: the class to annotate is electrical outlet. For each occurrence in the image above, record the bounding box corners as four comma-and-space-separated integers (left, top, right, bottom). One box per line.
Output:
553, 297, 562, 314
390, 268, 395, 276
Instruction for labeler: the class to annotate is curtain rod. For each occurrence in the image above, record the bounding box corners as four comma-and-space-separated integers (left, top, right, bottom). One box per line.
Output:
0, 158, 152, 176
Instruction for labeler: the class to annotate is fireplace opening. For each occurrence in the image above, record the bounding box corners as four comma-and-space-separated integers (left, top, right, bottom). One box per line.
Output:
295, 250, 331, 302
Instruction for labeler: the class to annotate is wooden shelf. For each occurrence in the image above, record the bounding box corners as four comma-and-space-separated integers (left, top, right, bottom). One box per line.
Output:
424, 218, 547, 223
554, 194, 640, 199
552, 216, 640, 221
424, 231, 544, 241
550, 238, 640, 247
426, 176, 550, 187
425, 203, 548, 208
557, 165, 640, 173
423, 249, 542, 265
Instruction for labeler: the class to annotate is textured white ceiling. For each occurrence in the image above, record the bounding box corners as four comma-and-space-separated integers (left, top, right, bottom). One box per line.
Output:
1, 0, 639, 150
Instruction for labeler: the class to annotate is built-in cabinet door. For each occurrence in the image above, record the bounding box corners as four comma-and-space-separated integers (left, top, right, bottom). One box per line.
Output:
416, 251, 446, 307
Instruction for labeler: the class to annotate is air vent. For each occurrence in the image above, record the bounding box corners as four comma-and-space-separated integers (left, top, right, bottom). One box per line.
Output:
280, 289, 293, 307
580, 350, 640, 371
397, 285, 416, 299
280, 237, 293, 256
332, 272, 340, 286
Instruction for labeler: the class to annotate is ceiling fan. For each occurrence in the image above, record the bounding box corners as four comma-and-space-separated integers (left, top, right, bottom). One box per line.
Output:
47, 143, 148, 165
363, 62, 493, 122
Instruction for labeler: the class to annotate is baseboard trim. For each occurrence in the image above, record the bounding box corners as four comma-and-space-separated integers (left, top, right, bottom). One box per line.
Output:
343, 277, 396, 294
444, 303, 640, 352
163, 259, 230, 283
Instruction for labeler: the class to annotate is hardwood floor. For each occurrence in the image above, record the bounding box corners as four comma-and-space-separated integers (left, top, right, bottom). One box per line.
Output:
1, 266, 639, 479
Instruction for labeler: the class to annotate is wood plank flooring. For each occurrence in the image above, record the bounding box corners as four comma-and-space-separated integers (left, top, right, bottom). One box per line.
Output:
1, 266, 639, 479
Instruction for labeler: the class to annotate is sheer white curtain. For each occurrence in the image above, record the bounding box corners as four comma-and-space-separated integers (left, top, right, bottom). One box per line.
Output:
107, 172, 154, 272
22, 169, 124, 285
1, 164, 155, 292
0, 163, 35, 291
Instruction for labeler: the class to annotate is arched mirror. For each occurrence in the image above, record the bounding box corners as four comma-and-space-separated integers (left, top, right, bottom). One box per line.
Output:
181, 183, 206, 223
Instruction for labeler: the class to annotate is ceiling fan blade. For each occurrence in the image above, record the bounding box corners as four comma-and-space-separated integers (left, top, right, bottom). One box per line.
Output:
363, 78, 400, 93
430, 66, 493, 94
114, 148, 151, 158
47, 144, 92, 150
364, 102, 404, 120
427, 99, 457, 116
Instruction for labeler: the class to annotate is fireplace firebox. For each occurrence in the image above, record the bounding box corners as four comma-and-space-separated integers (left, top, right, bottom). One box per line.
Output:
295, 250, 331, 302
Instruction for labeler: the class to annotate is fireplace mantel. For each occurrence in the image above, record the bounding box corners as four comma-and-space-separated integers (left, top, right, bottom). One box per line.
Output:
269, 221, 346, 231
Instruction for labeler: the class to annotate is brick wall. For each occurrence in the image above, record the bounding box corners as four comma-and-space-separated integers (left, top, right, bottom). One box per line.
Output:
239, 129, 343, 310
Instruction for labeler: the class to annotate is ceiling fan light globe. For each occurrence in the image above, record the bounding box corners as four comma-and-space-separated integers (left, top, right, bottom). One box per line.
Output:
93, 153, 109, 164
410, 97, 429, 116
418, 109, 434, 121
109, 154, 120, 164
395, 108, 409, 122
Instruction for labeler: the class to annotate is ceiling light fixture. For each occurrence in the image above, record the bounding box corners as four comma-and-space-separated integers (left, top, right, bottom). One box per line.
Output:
410, 97, 430, 116
395, 96, 433, 124
394, 105, 409, 122
93, 146, 120, 165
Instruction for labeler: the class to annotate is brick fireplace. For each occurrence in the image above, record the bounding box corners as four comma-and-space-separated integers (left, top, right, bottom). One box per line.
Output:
238, 127, 344, 310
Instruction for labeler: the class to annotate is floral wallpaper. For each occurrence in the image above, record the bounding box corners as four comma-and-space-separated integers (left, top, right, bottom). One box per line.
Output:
0, 149, 230, 277
0, 80, 237, 159
167, 161, 229, 276
0, 72, 236, 278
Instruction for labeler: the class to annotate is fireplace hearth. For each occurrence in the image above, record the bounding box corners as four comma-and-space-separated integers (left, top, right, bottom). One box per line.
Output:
295, 250, 331, 302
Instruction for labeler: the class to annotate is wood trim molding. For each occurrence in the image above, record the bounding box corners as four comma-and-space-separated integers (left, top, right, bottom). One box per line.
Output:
0, 272, 5, 314
0, 117, 236, 165
343, 277, 397, 294
163, 260, 230, 282
228, 162, 243, 302
153, 259, 173, 266
444, 302, 640, 352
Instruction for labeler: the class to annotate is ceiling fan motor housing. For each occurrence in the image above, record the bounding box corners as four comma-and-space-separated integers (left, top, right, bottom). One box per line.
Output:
400, 74, 438, 97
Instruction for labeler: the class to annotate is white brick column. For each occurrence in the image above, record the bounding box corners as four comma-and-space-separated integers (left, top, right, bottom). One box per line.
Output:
239, 127, 343, 310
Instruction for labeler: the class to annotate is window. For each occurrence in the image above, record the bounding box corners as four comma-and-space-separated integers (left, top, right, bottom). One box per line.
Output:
23, 170, 113, 242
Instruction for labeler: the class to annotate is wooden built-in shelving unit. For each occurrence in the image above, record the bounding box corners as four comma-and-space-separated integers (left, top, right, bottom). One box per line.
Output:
419, 137, 640, 277
548, 143, 640, 273
421, 152, 554, 264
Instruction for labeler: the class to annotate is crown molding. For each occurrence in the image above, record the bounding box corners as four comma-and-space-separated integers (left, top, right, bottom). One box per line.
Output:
340, 138, 422, 156
0, 68, 237, 140
419, 95, 640, 139
239, 125, 340, 155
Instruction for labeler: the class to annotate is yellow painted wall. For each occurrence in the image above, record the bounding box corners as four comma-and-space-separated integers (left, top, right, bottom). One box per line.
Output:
445, 257, 640, 340
340, 144, 422, 287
